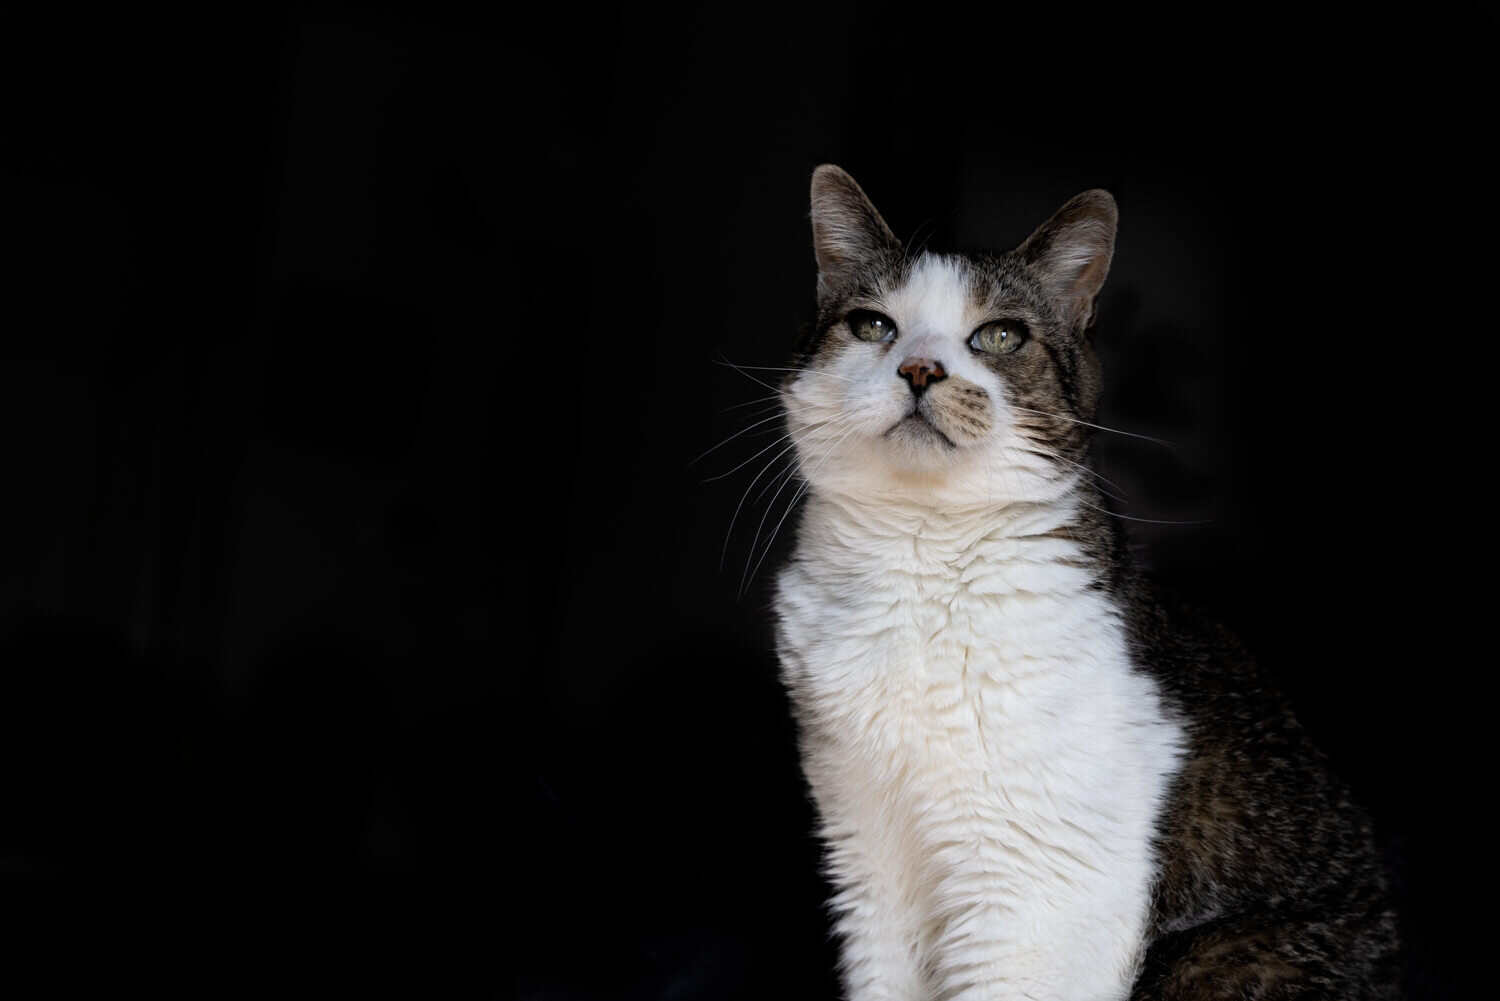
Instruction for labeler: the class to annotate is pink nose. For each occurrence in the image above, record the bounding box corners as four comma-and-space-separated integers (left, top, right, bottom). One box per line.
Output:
898, 357, 946, 389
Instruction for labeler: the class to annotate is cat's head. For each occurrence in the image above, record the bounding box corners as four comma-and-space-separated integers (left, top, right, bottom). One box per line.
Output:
783, 165, 1117, 509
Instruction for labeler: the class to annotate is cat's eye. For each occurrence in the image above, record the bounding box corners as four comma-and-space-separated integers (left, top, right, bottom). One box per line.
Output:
970, 320, 1027, 356
846, 309, 898, 343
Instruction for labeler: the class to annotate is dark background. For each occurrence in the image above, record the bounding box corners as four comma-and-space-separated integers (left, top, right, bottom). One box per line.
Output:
3, 4, 1490, 998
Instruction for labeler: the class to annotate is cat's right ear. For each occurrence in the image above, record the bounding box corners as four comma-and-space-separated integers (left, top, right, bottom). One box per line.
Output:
810, 165, 901, 296
1017, 190, 1118, 334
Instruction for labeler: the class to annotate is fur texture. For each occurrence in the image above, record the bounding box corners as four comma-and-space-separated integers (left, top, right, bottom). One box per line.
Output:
773, 166, 1398, 1000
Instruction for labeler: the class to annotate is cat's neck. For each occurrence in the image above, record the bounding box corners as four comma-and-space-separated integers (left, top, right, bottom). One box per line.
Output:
795, 477, 1106, 580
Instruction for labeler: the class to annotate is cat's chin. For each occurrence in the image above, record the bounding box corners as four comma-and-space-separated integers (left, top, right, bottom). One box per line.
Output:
883, 412, 957, 452
874, 414, 978, 487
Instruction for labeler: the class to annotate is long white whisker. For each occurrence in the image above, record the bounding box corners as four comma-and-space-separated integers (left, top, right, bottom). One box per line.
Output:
1009, 406, 1177, 448
693, 408, 797, 466
713, 359, 860, 384
721, 393, 783, 413
714, 356, 784, 395
699, 400, 851, 479
720, 443, 798, 573
1075, 497, 1213, 526
1022, 444, 1131, 506
749, 451, 804, 510
718, 414, 860, 571
1035, 458, 1211, 526
736, 413, 863, 588
741, 418, 863, 596
742, 474, 813, 598
702, 423, 813, 483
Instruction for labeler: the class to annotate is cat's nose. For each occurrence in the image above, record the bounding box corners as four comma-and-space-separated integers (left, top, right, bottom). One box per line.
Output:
898, 357, 947, 393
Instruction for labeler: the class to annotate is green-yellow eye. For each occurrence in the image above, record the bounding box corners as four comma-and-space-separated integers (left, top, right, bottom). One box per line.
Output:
970, 320, 1027, 355
847, 309, 897, 343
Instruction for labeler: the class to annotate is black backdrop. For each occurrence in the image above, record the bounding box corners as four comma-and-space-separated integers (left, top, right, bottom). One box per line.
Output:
3, 5, 1490, 998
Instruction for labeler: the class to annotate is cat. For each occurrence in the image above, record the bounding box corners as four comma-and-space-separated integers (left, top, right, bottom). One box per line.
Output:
772, 165, 1399, 1000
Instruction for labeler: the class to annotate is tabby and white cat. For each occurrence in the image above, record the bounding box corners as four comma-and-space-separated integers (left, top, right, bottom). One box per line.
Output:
773, 166, 1398, 1000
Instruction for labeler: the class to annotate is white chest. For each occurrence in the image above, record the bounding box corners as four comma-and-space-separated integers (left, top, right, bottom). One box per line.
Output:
775, 505, 1184, 1000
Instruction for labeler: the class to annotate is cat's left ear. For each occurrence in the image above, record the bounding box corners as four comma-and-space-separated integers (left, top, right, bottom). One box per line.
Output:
1018, 190, 1118, 334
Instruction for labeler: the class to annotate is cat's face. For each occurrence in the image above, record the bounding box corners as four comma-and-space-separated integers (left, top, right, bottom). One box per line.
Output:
782, 166, 1116, 509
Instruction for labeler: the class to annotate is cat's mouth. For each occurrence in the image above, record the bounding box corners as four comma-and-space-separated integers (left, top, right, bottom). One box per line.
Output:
884, 410, 956, 450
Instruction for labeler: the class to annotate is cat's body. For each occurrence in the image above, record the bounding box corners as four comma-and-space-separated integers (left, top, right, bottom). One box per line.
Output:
773, 166, 1398, 1000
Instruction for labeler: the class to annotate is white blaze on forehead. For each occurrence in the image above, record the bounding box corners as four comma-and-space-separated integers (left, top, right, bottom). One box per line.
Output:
884, 254, 972, 356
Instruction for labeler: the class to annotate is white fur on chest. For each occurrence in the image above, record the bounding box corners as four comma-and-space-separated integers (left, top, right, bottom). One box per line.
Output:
777, 498, 1183, 1001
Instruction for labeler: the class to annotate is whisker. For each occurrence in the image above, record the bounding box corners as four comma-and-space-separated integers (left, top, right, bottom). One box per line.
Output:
1036, 459, 1210, 526
701, 419, 822, 483
693, 411, 789, 466
718, 414, 860, 571
741, 418, 862, 596
1008, 406, 1177, 449
720, 393, 783, 413
904, 209, 957, 260
720, 441, 797, 572
713, 354, 785, 395
713, 359, 859, 383
1074, 498, 1213, 526
698, 400, 850, 477
742, 475, 811, 598
1018, 444, 1132, 505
